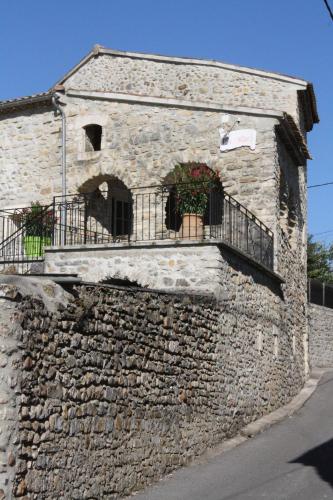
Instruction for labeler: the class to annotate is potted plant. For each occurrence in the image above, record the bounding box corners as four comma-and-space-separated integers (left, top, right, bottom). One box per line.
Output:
172, 162, 221, 239
10, 202, 55, 257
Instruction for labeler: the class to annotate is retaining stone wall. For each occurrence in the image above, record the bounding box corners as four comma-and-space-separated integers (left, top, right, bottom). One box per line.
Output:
0, 289, 21, 499
0, 277, 70, 499
308, 303, 333, 367
0, 259, 306, 498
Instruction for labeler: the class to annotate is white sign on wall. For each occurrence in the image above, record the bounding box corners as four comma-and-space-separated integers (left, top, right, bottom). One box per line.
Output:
219, 127, 256, 152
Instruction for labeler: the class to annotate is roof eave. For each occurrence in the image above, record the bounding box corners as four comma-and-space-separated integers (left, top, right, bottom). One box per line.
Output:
0, 92, 54, 115
297, 84, 319, 132
307, 82, 320, 125
276, 113, 311, 166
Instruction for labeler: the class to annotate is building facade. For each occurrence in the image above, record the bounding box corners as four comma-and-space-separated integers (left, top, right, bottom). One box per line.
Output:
0, 45, 317, 279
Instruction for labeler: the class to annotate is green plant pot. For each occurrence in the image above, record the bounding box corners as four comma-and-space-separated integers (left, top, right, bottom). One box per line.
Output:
23, 236, 51, 258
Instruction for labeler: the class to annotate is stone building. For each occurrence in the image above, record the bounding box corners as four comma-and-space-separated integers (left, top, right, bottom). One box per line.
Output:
0, 46, 320, 497
0, 45, 318, 289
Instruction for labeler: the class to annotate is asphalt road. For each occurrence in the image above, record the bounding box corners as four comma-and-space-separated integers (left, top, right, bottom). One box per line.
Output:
132, 371, 333, 500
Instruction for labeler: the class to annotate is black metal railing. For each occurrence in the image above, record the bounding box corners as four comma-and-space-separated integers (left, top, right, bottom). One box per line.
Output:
0, 183, 274, 273
308, 279, 333, 309
52, 183, 274, 269
0, 204, 54, 274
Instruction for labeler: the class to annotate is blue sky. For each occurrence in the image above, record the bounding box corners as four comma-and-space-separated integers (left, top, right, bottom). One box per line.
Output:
1, 0, 332, 241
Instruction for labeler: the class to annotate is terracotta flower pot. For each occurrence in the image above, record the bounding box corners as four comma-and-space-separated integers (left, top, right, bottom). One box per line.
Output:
180, 213, 203, 240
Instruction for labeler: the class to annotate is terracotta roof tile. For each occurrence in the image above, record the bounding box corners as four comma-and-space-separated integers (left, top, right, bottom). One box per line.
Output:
0, 91, 53, 113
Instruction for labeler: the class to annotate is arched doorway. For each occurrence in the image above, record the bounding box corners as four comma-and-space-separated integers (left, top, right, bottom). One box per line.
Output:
78, 175, 133, 242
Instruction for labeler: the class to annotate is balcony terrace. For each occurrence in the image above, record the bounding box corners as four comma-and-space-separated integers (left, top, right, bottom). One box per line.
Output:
0, 182, 274, 276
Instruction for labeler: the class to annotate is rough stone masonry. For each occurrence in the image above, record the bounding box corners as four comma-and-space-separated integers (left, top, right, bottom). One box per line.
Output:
308, 303, 333, 368
0, 255, 306, 499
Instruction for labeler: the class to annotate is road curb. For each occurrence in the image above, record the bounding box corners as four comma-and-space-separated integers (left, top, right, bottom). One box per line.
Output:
240, 368, 329, 439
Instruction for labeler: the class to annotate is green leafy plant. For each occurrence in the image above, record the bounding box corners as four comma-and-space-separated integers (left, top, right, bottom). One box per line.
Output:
307, 234, 333, 282
172, 162, 221, 216
10, 202, 55, 237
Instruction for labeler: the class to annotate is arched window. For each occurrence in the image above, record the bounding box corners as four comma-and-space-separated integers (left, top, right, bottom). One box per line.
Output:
84, 124, 102, 152
163, 164, 224, 233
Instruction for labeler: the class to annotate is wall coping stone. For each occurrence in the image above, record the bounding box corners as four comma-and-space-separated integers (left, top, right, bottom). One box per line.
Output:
0, 276, 71, 312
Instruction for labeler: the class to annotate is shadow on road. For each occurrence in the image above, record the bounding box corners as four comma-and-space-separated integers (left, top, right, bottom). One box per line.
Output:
290, 437, 333, 489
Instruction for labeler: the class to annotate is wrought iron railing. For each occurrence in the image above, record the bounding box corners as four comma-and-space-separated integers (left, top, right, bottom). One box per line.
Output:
0, 183, 274, 273
0, 204, 54, 274
53, 183, 274, 269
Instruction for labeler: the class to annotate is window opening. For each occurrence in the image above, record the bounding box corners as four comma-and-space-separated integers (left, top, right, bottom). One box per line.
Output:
84, 124, 102, 152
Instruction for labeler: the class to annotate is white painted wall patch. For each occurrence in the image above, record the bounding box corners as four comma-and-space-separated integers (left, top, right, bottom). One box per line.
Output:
219, 127, 256, 152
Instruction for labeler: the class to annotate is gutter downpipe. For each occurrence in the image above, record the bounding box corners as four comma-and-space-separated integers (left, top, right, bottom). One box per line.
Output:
52, 92, 67, 246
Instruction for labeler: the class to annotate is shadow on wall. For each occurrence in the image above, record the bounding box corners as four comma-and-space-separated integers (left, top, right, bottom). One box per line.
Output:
100, 277, 142, 288
219, 246, 283, 299
290, 437, 333, 490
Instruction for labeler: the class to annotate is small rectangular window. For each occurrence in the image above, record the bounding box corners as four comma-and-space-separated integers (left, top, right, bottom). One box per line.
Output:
84, 124, 102, 151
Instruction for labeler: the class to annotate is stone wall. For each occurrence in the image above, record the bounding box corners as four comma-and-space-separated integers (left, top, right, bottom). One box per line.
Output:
0, 107, 61, 209
0, 286, 21, 499
44, 237, 308, 370
64, 52, 307, 124
0, 97, 279, 233
64, 99, 278, 231
308, 303, 333, 368
0, 250, 307, 498
275, 134, 307, 266
0, 277, 70, 499
277, 230, 309, 377
44, 242, 260, 297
